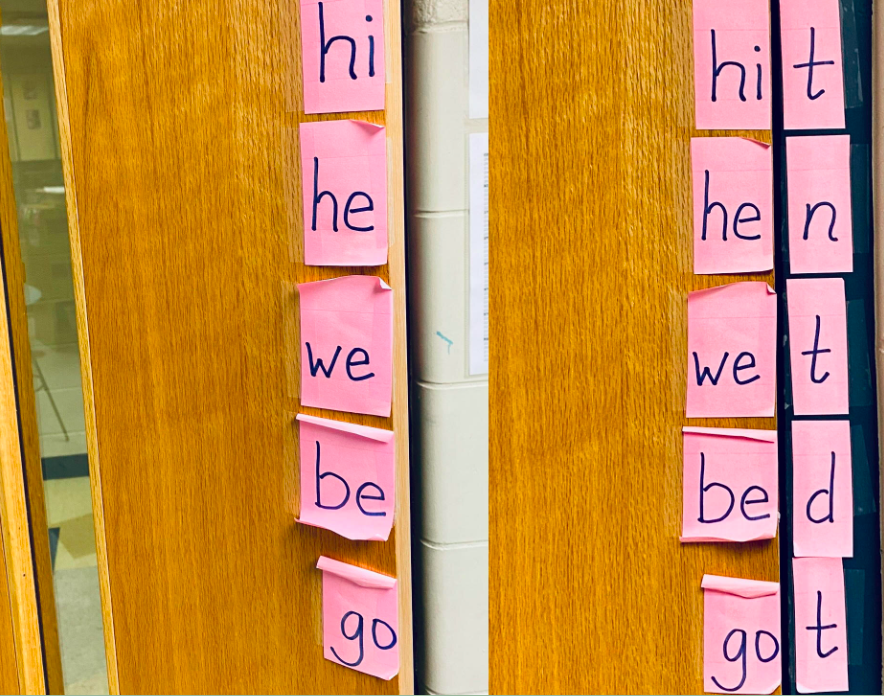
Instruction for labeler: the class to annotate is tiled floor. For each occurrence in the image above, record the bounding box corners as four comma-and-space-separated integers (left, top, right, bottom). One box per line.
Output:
44, 477, 96, 570
32, 341, 87, 458
53, 566, 108, 695
34, 342, 108, 695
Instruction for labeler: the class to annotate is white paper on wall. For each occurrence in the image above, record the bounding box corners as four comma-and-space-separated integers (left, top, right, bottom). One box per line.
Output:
469, 132, 489, 376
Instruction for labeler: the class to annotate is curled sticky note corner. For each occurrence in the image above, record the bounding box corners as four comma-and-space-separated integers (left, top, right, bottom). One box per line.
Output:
682, 426, 777, 443
317, 556, 397, 590
296, 413, 394, 443
701, 574, 780, 599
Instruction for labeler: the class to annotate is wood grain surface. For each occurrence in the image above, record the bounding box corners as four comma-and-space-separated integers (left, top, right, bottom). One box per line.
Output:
489, 1, 779, 693
48, 0, 412, 693
0, 159, 45, 693
0, 34, 64, 694
0, 526, 19, 695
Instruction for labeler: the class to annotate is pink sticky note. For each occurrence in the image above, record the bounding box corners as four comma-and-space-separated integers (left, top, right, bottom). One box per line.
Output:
317, 557, 399, 680
781, 0, 845, 130
299, 120, 388, 267
787, 278, 849, 415
693, 0, 772, 129
681, 427, 778, 543
299, 275, 393, 417
691, 138, 773, 274
793, 558, 849, 693
792, 419, 853, 558
787, 136, 852, 274
702, 575, 781, 694
297, 413, 394, 541
686, 282, 777, 418
299, 0, 386, 114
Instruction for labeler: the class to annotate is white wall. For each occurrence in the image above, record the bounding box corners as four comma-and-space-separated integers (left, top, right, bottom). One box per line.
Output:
405, 0, 488, 693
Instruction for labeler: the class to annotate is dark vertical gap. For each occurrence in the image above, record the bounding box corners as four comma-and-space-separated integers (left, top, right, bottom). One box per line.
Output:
839, 3, 883, 691
400, 0, 425, 691
769, 0, 790, 686
0, 215, 48, 692
767, 2, 792, 692
771, 0, 881, 693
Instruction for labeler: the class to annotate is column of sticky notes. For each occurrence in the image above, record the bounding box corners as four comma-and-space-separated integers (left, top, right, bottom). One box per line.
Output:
688, 1, 851, 694
295, 0, 399, 681
782, 1, 851, 692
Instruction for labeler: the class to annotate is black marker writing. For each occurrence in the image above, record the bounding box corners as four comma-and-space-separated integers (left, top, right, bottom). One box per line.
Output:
800, 315, 831, 384
792, 27, 835, 101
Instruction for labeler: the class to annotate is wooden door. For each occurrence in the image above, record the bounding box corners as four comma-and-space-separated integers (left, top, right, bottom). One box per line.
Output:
0, 538, 19, 695
489, 1, 779, 693
0, 30, 65, 694
46, 0, 412, 693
